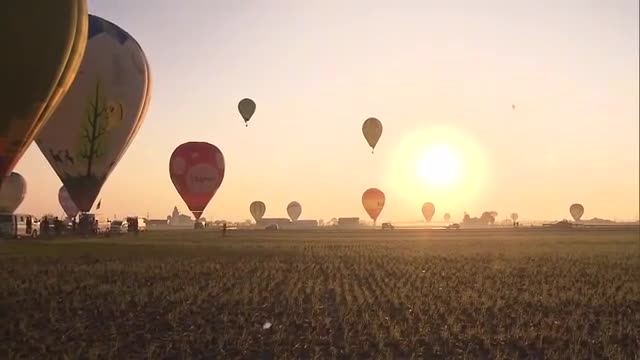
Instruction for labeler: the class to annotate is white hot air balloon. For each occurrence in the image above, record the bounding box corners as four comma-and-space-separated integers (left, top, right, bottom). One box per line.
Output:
250, 201, 266, 222
287, 201, 302, 222
0, 172, 27, 213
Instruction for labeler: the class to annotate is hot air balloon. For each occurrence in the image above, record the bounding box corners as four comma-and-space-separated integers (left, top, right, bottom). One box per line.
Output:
287, 201, 302, 222
35, 14, 151, 212
569, 203, 584, 221
362, 117, 383, 153
170, 142, 225, 220
250, 201, 266, 222
362, 188, 385, 224
421, 202, 435, 222
58, 185, 79, 218
0, 1, 87, 181
0, 172, 26, 213
238, 98, 256, 127
444, 213, 451, 223
510, 213, 519, 223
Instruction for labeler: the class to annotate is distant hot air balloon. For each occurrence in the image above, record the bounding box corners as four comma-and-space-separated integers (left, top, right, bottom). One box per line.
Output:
238, 98, 256, 127
0, 1, 87, 181
35, 15, 151, 212
421, 202, 435, 222
287, 201, 302, 222
362, 188, 385, 224
58, 185, 79, 218
170, 142, 225, 220
444, 213, 451, 223
510, 213, 519, 223
362, 117, 383, 153
0, 172, 26, 213
569, 203, 584, 221
250, 201, 266, 222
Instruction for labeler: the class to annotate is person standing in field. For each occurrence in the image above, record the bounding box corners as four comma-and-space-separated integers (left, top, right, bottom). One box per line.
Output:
222, 222, 227, 237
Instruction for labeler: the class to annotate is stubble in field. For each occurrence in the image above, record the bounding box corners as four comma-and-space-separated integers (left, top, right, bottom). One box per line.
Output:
1, 229, 638, 359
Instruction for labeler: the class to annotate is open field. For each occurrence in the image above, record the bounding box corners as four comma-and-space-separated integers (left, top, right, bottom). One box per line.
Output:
1, 228, 639, 359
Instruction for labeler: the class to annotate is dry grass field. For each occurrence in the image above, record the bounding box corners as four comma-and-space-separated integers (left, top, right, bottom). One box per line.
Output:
1, 228, 638, 359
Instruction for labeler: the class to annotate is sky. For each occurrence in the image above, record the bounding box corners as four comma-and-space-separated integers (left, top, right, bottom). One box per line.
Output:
14, 0, 640, 222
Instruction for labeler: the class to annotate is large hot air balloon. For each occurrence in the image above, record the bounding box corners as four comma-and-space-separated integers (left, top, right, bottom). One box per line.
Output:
362, 117, 383, 153
0, 1, 87, 181
170, 142, 225, 220
287, 201, 302, 222
58, 185, 80, 218
0, 172, 26, 213
35, 14, 151, 212
569, 203, 584, 221
250, 201, 266, 222
362, 188, 385, 224
444, 213, 451, 223
238, 98, 256, 127
421, 202, 435, 222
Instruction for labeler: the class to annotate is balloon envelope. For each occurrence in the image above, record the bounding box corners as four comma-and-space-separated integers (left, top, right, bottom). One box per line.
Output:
362, 188, 385, 222
510, 213, 519, 222
0, 172, 26, 213
444, 213, 451, 222
58, 186, 80, 218
35, 14, 151, 212
0, 1, 87, 179
569, 203, 584, 221
287, 201, 302, 222
238, 98, 256, 125
170, 142, 225, 220
250, 201, 266, 222
362, 117, 383, 152
421, 202, 435, 222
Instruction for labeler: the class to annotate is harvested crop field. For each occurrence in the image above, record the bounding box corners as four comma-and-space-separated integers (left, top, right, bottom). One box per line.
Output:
1, 228, 639, 359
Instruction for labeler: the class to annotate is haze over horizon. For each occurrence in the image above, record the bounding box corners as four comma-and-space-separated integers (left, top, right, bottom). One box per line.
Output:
12, 0, 640, 222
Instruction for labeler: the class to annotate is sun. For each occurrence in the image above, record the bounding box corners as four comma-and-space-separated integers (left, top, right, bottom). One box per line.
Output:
416, 144, 461, 188
387, 126, 489, 212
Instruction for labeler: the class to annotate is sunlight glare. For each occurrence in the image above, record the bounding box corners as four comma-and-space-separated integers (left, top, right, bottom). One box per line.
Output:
416, 144, 461, 188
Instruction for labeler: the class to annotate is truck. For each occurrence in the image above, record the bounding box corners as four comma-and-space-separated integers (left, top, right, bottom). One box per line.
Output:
0, 213, 39, 239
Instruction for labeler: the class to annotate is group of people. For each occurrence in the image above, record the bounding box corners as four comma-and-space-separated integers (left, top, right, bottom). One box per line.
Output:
38, 216, 76, 237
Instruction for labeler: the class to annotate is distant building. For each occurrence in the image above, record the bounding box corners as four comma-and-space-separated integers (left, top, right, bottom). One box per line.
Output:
168, 206, 193, 226
256, 218, 291, 228
338, 217, 360, 228
289, 220, 318, 229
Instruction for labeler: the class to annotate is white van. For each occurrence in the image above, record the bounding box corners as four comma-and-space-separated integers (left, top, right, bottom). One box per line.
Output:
109, 219, 128, 235
0, 213, 39, 239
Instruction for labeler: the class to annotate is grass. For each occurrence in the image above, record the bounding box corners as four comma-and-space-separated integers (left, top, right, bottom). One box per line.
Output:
1, 228, 638, 359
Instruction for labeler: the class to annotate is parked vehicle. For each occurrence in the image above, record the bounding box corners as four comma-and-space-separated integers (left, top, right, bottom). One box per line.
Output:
109, 220, 128, 235
447, 223, 461, 230
0, 213, 39, 239
382, 222, 395, 230
126, 216, 146, 233
78, 213, 111, 235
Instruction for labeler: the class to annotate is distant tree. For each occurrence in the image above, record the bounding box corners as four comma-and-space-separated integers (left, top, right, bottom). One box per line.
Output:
79, 80, 109, 177
329, 218, 338, 226
480, 212, 495, 224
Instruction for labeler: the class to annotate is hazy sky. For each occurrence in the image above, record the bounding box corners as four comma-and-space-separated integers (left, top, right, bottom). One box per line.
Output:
15, 0, 639, 222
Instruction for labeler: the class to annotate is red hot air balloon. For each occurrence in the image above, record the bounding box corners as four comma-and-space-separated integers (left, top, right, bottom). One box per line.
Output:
169, 142, 225, 220
362, 188, 385, 224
